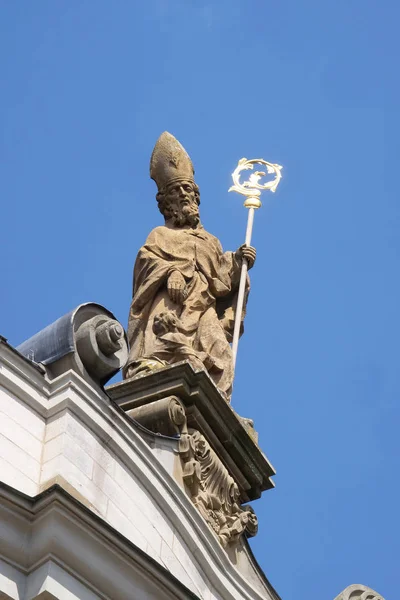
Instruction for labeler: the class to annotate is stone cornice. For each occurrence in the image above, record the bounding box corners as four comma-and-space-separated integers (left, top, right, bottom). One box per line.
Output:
0, 481, 200, 600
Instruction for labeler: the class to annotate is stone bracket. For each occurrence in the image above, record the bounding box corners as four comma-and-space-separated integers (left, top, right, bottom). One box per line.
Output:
107, 361, 276, 503
125, 394, 258, 547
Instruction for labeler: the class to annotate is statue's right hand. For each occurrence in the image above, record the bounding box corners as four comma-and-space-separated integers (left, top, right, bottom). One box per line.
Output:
167, 271, 187, 304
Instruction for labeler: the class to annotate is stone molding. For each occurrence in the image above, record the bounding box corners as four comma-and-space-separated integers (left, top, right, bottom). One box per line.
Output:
0, 339, 280, 600
0, 482, 199, 600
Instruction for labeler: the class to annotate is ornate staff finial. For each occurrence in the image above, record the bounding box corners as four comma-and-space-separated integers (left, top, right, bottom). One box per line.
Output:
229, 157, 283, 369
229, 158, 282, 205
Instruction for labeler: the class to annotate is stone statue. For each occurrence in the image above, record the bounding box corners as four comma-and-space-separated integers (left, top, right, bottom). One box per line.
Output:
124, 132, 256, 399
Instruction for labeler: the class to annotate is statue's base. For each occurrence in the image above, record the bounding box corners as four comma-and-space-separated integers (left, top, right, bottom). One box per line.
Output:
106, 361, 275, 503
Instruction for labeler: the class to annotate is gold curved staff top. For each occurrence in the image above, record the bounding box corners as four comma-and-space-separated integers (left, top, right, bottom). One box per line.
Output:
229, 158, 283, 370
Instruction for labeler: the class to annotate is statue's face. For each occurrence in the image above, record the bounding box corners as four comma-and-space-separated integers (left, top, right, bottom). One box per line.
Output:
166, 181, 196, 204
165, 180, 200, 227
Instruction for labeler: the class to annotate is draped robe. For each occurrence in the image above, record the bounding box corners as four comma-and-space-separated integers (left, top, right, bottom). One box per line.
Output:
126, 223, 248, 398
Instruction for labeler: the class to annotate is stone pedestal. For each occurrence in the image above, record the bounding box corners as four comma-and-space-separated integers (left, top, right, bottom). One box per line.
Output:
107, 361, 275, 547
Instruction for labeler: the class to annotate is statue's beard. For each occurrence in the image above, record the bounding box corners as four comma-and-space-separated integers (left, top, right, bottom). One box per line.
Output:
171, 204, 200, 228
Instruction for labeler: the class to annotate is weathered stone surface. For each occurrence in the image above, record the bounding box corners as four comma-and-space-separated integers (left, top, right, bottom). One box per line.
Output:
107, 361, 276, 503
124, 131, 256, 399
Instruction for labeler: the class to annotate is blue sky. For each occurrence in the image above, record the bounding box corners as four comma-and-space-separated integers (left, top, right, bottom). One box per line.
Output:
1, 2, 398, 598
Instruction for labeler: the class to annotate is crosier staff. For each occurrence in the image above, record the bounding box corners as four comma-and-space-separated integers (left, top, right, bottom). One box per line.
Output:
229, 158, 283, 370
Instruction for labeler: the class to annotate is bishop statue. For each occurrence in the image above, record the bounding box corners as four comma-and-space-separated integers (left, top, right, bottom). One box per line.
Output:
124, 132, 256, 399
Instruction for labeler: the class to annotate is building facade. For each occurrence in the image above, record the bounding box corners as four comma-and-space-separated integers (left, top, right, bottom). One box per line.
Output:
0, 303, 385, 599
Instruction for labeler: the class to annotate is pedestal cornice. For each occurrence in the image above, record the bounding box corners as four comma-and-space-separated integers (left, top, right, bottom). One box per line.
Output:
106, 361, 275, 503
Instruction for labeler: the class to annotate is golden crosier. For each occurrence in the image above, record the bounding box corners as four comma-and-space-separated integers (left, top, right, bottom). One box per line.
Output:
229, 156, 283, 370
229, 158, 283, 208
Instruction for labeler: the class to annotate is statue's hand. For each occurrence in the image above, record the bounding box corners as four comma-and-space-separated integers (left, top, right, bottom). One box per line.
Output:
167, 270, 187, 304
235, 244, 256, 269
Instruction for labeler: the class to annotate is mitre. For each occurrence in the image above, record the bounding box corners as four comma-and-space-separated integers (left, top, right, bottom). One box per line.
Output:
150, 131, 195, 191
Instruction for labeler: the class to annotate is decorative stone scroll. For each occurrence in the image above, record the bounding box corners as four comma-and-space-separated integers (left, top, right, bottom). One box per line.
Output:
126, 396, 186, 438
17, 303, 128, 386
125, 395, 258, 547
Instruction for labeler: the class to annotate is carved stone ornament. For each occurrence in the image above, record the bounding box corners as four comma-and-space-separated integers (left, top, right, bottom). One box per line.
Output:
179, 428, 258, 547
334, 584, 385, 600
124, 394, 258, 547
